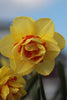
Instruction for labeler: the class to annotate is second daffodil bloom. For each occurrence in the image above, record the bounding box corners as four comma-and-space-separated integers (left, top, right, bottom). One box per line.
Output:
0, 66, 26, 100
0, 17, 65, 76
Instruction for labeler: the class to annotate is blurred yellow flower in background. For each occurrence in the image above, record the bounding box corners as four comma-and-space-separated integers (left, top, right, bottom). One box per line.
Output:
0, 66, 26, 100
0, 17, 65, 76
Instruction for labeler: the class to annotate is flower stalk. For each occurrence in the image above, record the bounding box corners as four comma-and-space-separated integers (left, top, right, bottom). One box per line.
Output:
57, 61, 67, 100
39, 74, 46, 100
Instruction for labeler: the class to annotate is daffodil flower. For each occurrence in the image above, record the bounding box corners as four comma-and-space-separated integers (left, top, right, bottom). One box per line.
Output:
0, 66, 26, 100
0, 17, 65, 76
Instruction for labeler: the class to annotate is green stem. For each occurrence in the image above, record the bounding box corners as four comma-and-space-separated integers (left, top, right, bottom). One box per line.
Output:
36, 87, 41, 100
39, 75, 46, 100
57, 61, 67, 100
32, 86, 41, 100
22, 74, 38, 99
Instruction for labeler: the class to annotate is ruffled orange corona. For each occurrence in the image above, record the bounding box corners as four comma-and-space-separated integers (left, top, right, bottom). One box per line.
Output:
0, 17, 65, 75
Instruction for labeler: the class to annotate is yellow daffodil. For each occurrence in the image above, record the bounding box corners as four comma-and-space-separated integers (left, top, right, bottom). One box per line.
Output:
0, 17, 65, 76
0, 66, 26, 100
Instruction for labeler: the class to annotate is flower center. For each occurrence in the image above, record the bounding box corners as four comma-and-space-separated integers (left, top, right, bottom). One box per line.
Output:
10, 76, 17, 81
6, 76, 17, 86
22, 35, 40, 44
14, 35, 47, 63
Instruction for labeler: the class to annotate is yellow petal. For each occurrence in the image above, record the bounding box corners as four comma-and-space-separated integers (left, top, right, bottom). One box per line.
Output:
0, 34, 15, 58
25, 42, 38, 51
10, 59, 35, 75
0, 56, 9, 66
54, 32, 66, 50
0, 66, 10, 85
17, 77, 26, 86
35, 18, 55, 38
10, 16, 36, 41
12, 42, 21, 59
0, 66, 10, 78
34, 56, 44, 64
1, 85, 9, 100
0, 76, 9, 85
20, 88, 27, 96
14, 95, 20, 100
7, 93, 14, 100
9, 81, 23, 88
44, 39, 60, 60
40, 34, 57, 43
20, 67, 34, 76
37, 43, 46, 55
35, 60, 55, 76
10, 87, 19, 94
23, 38, 42, 45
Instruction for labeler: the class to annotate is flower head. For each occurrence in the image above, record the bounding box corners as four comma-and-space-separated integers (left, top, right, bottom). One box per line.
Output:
0, 17, 65, 76
0, 66, 26, 100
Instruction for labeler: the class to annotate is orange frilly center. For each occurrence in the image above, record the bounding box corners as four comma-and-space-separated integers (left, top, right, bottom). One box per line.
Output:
14, 35, 47, 63
0, 76, 18, 99
6, 76, 17, 87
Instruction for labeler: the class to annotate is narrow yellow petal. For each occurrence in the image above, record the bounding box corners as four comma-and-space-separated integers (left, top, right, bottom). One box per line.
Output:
35, 18, 55, 38
54, 32, 66, 50
12, 42, 21, 59
1, 85, 9, 100
0, 34, 15, 58
10, 16, 36, 41
35, 60, 55, 76
0, 66, 10, 78
0, 76, 9, 85
37, 43, 46, 55
20, 88, 27, 96
10, 59, 16, 71
9, 81, 23, 88
23, 38, 42, 45
25, 42, 38, 51
16, 77, 26, 86
10, 87, 19, 94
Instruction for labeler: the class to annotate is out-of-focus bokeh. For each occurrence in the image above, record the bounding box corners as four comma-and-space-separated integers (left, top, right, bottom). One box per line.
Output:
0, 0, 67, 100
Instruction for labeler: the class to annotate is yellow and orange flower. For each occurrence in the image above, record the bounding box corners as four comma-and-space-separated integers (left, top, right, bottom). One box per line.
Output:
0, 66, 26, 100
0, 17, 65, 76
